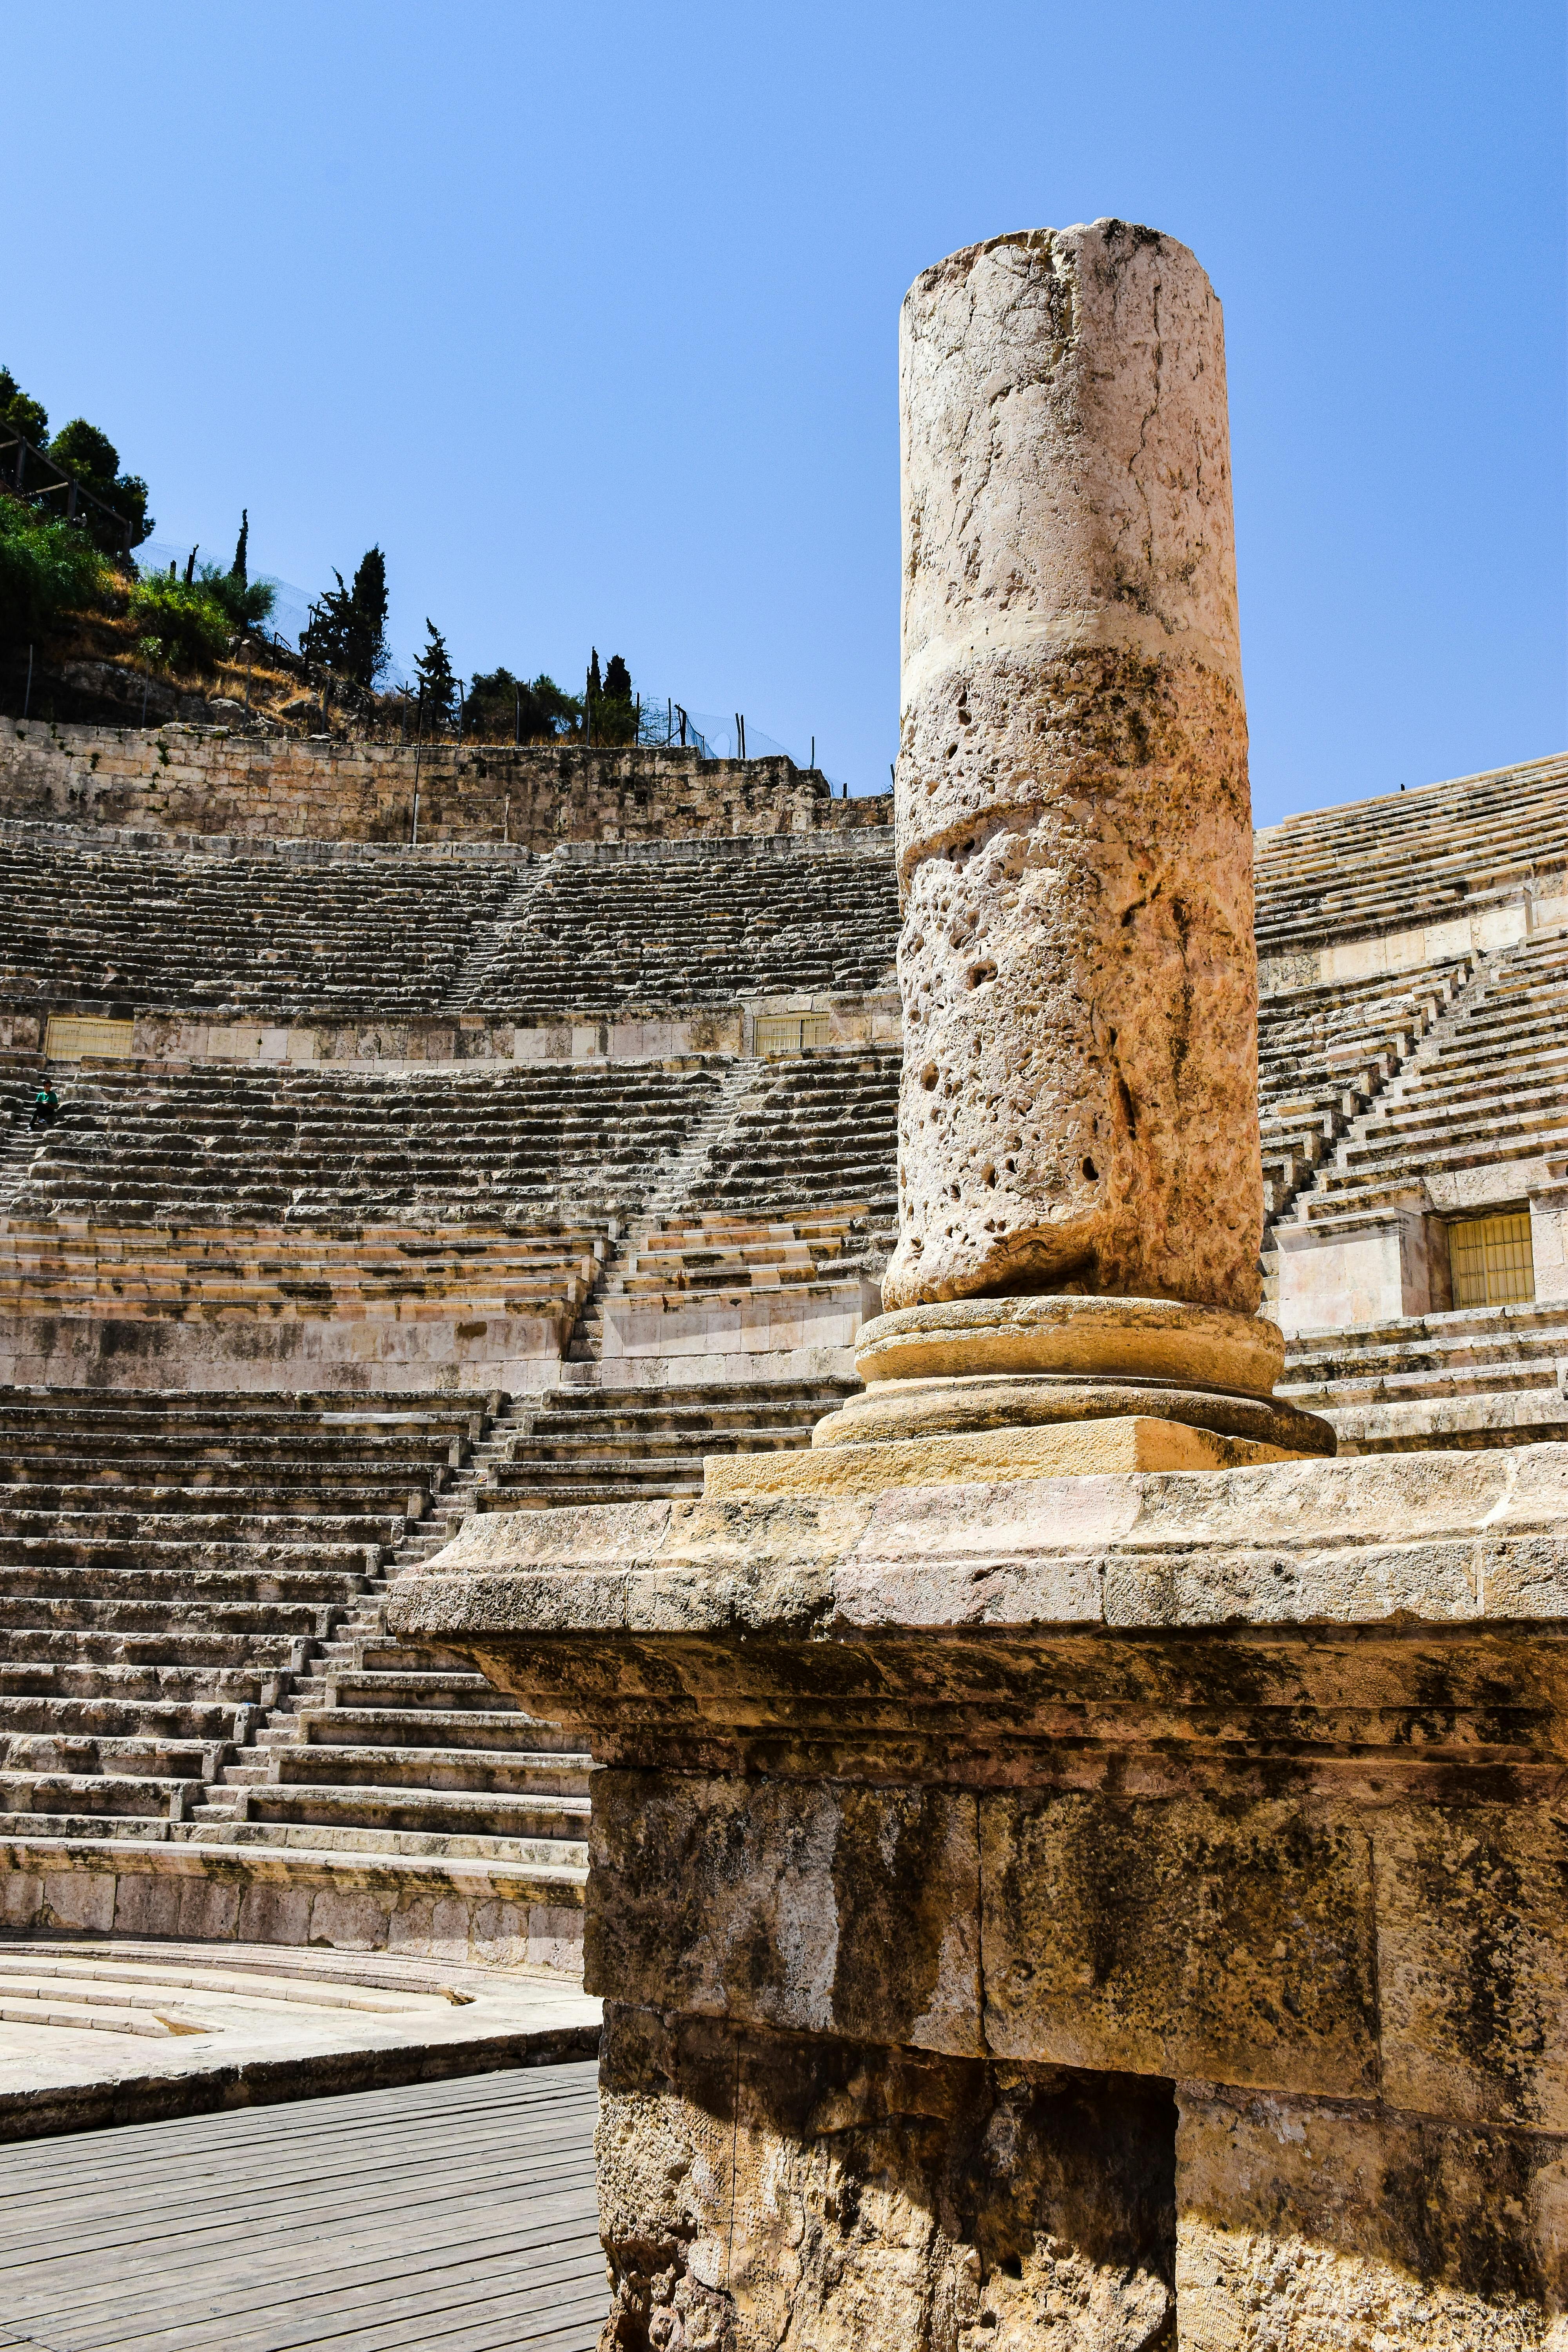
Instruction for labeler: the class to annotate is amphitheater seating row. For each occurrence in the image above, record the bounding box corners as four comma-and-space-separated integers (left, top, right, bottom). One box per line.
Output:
1277, 1296, 1568, 1454
620, 1208, 874, 1300
1252, 751, 1568, 955
1304, 931, 1568, 1220
0, 830, 520, 1018
2, 754, 1561, 1027
0, 1221, 604, 1330
469, 1377, 857, 1514
695, 1050, 900, 1249
0, 824, 900, 1022
5, 1059, 724, 1229
1, 1051, 902, 1262
9, 963, 1563, 1283
463, 838, 900, 1014
0, 753, 1561, 1034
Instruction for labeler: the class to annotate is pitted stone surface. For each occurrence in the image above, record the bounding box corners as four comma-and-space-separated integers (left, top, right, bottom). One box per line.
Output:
887, 221, 1261, 1314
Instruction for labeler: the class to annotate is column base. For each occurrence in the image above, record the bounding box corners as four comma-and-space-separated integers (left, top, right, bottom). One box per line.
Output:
757, 1296, 1335, 1489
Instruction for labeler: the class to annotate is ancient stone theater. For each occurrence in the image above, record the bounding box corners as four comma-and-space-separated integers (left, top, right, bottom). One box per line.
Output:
2, 220, 1567, 2342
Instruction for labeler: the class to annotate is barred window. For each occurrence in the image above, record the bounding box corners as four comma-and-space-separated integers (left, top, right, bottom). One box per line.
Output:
753, 1014, 833, 1056
1448, 1211, 1535, 1308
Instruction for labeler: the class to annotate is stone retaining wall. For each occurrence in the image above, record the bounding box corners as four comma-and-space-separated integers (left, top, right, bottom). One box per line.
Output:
0, 994, 902, 1070
0, 721, 892, 847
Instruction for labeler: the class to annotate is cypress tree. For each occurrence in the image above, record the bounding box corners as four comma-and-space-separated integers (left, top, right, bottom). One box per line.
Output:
414, 620, 456, 733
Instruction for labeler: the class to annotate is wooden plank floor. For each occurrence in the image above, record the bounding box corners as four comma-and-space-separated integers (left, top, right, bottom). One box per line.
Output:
0, 2060, 608, 2352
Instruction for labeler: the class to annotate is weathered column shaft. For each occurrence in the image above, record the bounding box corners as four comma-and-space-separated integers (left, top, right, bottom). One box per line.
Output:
887, 220, 1261, 1315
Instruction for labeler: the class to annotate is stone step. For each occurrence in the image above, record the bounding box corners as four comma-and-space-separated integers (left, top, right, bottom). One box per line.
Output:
170, 1815, 588, 1868
234, 1782, 590, 1838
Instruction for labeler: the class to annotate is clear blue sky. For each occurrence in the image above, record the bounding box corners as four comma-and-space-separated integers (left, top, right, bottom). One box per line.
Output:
4, 2, 1562, 820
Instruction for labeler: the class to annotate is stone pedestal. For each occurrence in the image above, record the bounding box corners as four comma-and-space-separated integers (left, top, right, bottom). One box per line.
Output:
389, 1446, 1568, 2346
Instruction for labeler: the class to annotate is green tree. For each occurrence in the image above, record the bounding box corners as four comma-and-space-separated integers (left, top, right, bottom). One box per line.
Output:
300, 545, 389, 688
465, 665, 581, 742
413, 619, 456, 733
589, 648, 635, 744
47, 417, 152, 554
347, 546, 388, 686
232, 510, 249, 586
0, 367, 48, 448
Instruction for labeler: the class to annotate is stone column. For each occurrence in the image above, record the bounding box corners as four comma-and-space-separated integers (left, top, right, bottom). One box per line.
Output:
810, 220, 1330, 1480
889, 218, 1257, 1314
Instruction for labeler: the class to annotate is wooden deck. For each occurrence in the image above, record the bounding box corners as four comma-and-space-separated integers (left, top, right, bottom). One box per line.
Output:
0, 2060, 607, 2351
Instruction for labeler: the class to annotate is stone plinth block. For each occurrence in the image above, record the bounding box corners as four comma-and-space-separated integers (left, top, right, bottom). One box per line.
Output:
596, 2007, 1180, 2350
889, 221, 1260, 1315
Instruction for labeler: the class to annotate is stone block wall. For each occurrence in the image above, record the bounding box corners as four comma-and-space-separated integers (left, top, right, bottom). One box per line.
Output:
0, 720, 893, 848
393, 1446, 1568, 2345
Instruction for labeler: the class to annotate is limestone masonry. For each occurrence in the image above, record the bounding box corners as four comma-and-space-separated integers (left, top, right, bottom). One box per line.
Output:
394, 1450, 1568, 2347
0, 725, 891, 848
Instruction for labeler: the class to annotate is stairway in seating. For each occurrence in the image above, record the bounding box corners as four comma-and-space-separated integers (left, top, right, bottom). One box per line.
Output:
203, 1047, 878, 1856
1259, 953, 1495, 1305
0, 1044, 46, 1214
560, 1056, 773, 1382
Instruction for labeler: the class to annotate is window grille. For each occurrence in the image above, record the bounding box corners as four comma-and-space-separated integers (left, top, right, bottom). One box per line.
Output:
42, 1015, 135, 1060
753, 1014, 833, 1056
1448, 1211, 1535, 1308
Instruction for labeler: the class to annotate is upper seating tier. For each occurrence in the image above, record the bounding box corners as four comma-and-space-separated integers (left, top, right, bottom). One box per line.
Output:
1254, 751, 1568, 956
0, 822, 900, 1027
468, 838, 900, 1016
0, 828, 520, 1020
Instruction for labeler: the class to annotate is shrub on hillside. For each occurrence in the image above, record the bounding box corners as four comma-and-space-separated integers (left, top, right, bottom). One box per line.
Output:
195, 562, 276, 633
128, 575, 232, 673
0, 493, 111, 650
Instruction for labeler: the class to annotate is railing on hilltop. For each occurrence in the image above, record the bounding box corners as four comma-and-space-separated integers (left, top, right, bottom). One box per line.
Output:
0, 425, 136, 557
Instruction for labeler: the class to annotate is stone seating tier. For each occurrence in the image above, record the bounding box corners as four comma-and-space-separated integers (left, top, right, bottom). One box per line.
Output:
690, 1049, 901, 1258
466, 837, 900, 1015
0, 829, 519, 1018
470, 1377, 860, 1514
1256, 960, 1470, 1219
0, 822, 900, 1027
0, 1388, 589, 1890
619, 1207, 873, 1296
0, 754, 1558, 1040
4, 1059, 725, 1229
0, 1221, 605, 1327
1276, 1296, 1568, 1452
1252, 751, 1568, 954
